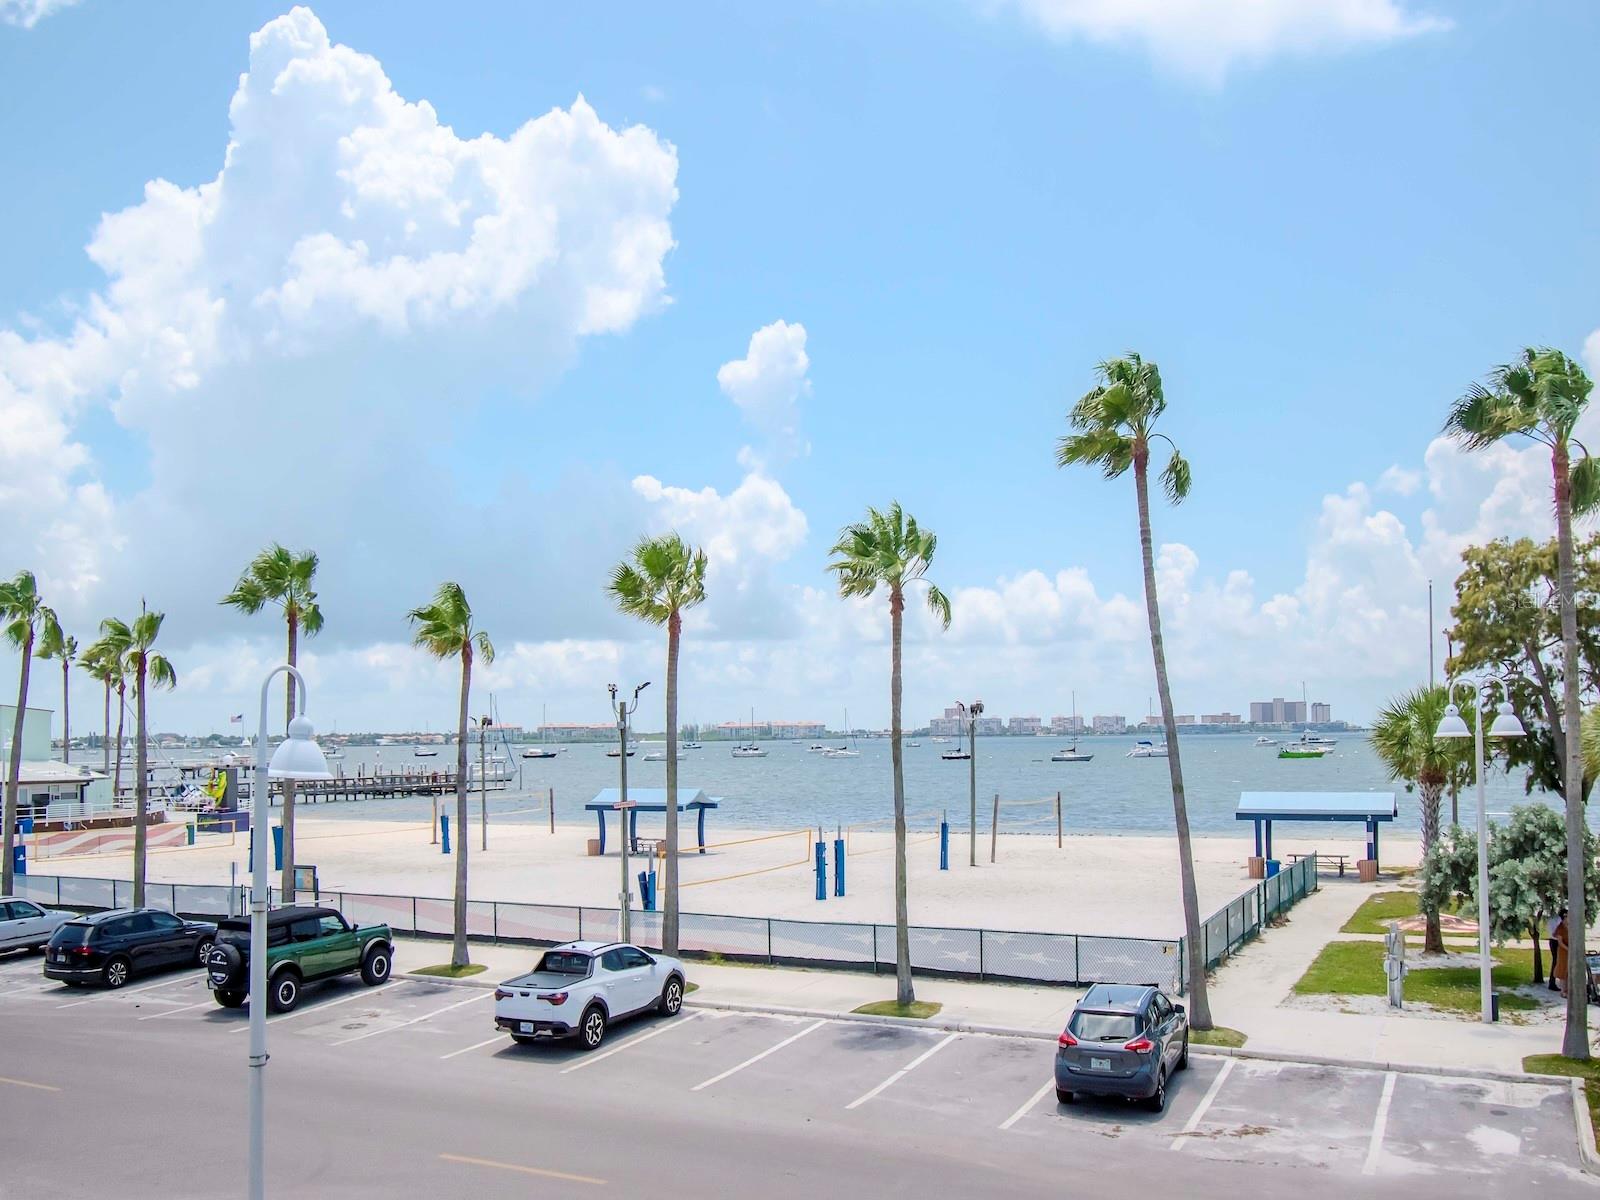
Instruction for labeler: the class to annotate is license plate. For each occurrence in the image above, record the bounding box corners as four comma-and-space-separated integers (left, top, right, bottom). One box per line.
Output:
519, 1022, 535, 1034
1089, 1057, 1111, 1072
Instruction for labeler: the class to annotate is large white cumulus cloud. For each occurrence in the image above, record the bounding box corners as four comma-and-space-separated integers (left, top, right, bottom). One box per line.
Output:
0, 6, 679, 643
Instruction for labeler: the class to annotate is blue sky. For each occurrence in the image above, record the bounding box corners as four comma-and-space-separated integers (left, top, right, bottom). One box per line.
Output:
1, 1, 1596, 733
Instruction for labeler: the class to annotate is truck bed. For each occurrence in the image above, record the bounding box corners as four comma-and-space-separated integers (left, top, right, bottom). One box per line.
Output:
503, 969, 589, 990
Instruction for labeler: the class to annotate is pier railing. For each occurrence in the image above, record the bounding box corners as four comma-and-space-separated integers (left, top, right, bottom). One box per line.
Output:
12, 871, 1185, 992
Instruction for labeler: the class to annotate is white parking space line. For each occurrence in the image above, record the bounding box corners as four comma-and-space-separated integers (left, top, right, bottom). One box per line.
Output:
561, 1012, 702, 1074
441, 1034, 507, 1061
845, 1032, 960, 1110
228, 987, 373, 1032
999, 1079, 1055, 1131
330, 990, 491, 1046
690, 1019, 827, 1092
1169, 1058, 1235, 1152
55, 976, 198, 1009
137, 999, 217, 1021
1362, 1071, 1397, 1176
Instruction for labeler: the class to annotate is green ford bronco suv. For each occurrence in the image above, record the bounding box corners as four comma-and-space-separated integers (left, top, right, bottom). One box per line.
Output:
205, 905, 394, 1012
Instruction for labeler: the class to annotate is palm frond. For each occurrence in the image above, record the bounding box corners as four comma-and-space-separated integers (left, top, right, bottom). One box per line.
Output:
146, 654, 177, 691
924, 582, 952, 630
1161, 448, 1192, 505
1571, 450, 1600, 519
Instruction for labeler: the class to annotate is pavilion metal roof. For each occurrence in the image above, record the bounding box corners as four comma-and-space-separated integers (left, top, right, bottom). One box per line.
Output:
1235, 791, 1397, 820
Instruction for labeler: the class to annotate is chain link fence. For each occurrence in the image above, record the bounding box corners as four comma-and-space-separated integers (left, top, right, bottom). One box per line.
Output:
1189, 853, 1318, 978
13, 871, 1184, 991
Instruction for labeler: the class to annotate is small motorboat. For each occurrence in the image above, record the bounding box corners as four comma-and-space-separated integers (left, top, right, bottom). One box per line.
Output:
941, 749, 971, 761
643, 750, 668, 762
605, 748, 635, 758
521, 747, 558, 759
822, 746, 859, 758
681, 741, 703, 750
414, 748, 439, 758
906, 740, 921, 748
931, 736, 950, 744
1126, 740, 1168, 758
1254, 736, 1280, 746
1051, 744, 1093, 763
806, 744, 826, 752
732, 743, 768, 759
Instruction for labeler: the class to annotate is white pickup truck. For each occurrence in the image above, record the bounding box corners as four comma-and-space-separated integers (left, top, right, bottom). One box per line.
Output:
493, 940, 687, 1051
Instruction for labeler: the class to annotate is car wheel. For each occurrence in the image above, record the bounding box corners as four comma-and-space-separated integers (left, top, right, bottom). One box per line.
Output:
1178, 1033, 1189, 1070
214, 989, 245, 1009
359, 944, 391, 986
510, 1033, 538, 1046
1145, 1071, 1167, 1113
268, 972, 301, 1013
579, 1006, 607, 1051
103, 956, 132, 989
1056, 1088, 1074, 1105
659, 975, 684, 1016
195, 937, 215, 967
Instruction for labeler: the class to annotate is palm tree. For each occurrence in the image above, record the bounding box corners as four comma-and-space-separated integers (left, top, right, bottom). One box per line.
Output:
408, 582, 494, 969
100, 604, 177, 906
828, 503, 951, 1007
38, 626, 77, 764
1, 570, 59, 895
608, 532, 709, 955
1056, 353, 1212, 1028
222, 545, 324, 901
80, 641, 120, 778
1445, 347, 1599, 1058
1371, 687, 1473, 953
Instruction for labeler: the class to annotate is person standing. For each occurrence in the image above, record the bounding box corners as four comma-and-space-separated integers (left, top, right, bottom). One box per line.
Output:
1553, 911, 1571, 1000
1549, 911, 1564, 993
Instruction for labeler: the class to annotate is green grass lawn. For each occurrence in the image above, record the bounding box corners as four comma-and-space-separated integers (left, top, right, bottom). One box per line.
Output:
1190, 1026, 1247, 1048
1525, 1054, 1600, 1150
1341, 891, 1421, 934
412, 963, 488, 979
853, 1000, 943, 1019
1294, 940, 1539, 1015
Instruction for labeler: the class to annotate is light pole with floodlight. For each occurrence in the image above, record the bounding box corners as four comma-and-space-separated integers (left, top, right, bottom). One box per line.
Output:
609, 681, 649, 943
956, 700, 982, 866
249, 665, 332, 1200
1436, 675, 1524, 1024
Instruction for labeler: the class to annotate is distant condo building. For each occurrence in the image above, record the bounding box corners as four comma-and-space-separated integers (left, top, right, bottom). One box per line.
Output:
539, 723, 616, 742
1310, 702, 1332, 724
975, 716, 1003, 736
1202, 713, 1242, 724
1092, 715, 1126, 734
1051, 715, 1086, 734
1008, 716, 1043, 735
1249, 698, 1320, 724
717, 720, 826, 739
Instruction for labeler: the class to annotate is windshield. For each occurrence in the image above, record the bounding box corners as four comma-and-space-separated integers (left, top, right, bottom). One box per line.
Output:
1069, 1011, 1139, 1043
49, 922, 94, 945
535, 951, 591, 975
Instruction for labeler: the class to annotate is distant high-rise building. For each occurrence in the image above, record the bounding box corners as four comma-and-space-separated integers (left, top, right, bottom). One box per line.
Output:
928, 715, 962, 736
974, 716, 1004, 736
1250, 697, 1308, 724
1283, 701, 1307, 724
1174, 714, 1197, 726
1310, 702, 1331, 723
1008, 716, 1043, 735
1202, 712, 1242, 725
1050, 715, 1087, 734
1093, 715, 1126, 734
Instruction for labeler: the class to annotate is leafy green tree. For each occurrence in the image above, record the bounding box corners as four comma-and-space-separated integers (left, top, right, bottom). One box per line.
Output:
1447, 535, 1600, 800
608, 532, 708, 956
828, 503, 951, 1008
1446, 348, 1599, 1057
1370, 687, 1473, 952
222, 545, 325, 901
37, 626, 77, 764
0, 570, 59, 895
1057, 352, 1210, 1028
1421, 805, 1600, 986
408, 582, 494, 970
99, 604, 177, 906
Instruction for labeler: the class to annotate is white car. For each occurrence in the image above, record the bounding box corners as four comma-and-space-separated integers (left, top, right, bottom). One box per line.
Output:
0, 896, 75, 953
494, 941, 687, 1051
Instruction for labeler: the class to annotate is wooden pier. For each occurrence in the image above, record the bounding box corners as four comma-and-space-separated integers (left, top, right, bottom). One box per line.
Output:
266, 768, 509, 804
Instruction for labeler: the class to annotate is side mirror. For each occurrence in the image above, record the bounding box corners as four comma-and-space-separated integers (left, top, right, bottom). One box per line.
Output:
1173, 1003, 1186, 1015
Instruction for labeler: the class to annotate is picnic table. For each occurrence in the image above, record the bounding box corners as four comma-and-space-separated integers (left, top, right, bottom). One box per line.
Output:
1288, 851, 1351, 877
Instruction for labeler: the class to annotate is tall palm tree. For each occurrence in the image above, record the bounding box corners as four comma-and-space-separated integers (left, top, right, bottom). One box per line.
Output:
222, 545, 324, 901
828, 503, 951, 1007
1371, 687, 1473, 953
81, 641, 119, 777
100, 605, 177, 906
1056, 353, 1212, 1028
608, 532, 709, 955
408, 582, 494, 970
1, 570, 59, 895
38, 626, 77, 764
1445, 347, 1599, 1058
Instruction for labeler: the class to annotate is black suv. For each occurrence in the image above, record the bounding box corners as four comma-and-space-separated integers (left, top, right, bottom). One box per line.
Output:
43, 908, 217, 989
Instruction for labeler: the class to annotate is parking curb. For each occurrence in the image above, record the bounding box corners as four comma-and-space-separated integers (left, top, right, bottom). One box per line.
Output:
1571, 1078, 1600, 1176
395, 970, 498, 990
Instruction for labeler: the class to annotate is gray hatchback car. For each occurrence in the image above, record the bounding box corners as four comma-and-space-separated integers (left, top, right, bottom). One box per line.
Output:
1055, 983, 1189, 1111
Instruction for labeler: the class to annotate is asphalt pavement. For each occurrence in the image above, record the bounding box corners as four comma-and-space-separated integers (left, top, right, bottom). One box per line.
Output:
0, 948, 1592, 1198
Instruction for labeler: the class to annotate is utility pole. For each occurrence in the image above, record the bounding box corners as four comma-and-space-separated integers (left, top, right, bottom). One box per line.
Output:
609, 681, 650, 943
958, 700, 983, 866
475, 713, 490, 851
1428, 579, 1435, 686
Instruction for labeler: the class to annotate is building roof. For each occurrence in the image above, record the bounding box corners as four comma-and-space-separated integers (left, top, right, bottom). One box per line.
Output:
1235, 791, 1397, 820
9, 760, 106, 785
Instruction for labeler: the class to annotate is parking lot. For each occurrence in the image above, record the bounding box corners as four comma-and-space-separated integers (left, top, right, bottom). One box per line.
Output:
0, 948, 1592, 1198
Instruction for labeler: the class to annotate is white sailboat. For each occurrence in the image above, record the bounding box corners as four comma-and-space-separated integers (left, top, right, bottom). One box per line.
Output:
1126, 740, 1169, 758
1051, 743, 1093, 763
823, 708, 860, 758
732, 706, 767, 757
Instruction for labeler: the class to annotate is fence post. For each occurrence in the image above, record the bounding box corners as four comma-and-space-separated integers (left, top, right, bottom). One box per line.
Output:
1073, 934, 1080, 985
493, 902, 499, 944
872, 924, 879, 973
577, 906, 583, 941
1056, 791, 1062, 849
549, 787, 555, 835
767, 918, 773, 965
978, 930, 985, 981
412, 896, 418, 935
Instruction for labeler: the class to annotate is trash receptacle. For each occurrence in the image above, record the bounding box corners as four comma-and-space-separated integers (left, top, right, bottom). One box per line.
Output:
1265, 859, 1280, 878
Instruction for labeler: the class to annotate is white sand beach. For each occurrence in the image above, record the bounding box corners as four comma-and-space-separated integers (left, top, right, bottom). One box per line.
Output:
34, 816, 1422, 938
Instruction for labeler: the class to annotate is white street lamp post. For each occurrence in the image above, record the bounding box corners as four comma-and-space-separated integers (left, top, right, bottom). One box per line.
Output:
956, 700, 982, 867
1437, 677, 1524, 1025
608, 682, 649, 944
249, 665, 331, 1200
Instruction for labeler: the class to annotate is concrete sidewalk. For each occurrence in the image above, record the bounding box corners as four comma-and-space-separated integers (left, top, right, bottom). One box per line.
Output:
392, 875, 1578, 1077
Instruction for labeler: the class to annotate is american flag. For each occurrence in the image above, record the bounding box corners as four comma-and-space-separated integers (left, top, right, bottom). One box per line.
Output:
229, 713, 244, 724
